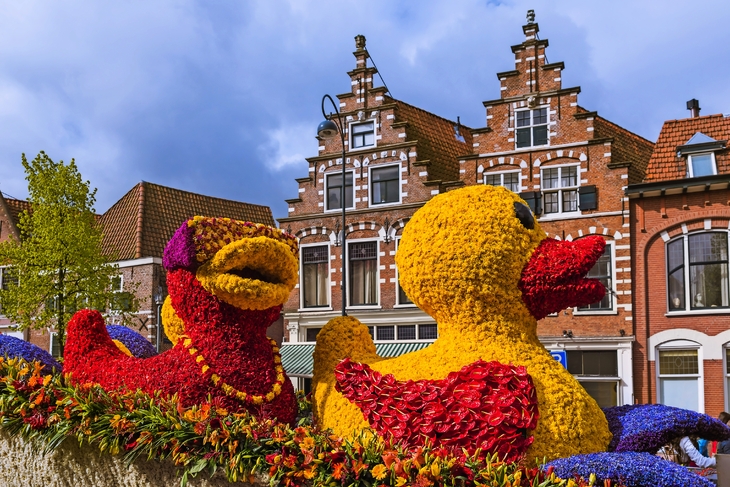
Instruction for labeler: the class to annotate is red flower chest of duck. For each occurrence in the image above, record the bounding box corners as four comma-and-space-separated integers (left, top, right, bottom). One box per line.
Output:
63, 217, 300, 424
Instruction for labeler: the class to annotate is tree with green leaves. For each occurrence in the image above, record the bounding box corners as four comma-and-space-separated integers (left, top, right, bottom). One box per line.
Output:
0, 151, 136, 356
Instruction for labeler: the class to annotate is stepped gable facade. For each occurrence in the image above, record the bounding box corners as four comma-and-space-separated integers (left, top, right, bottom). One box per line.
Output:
457, 17, 654, 407
627, 103, 730, 417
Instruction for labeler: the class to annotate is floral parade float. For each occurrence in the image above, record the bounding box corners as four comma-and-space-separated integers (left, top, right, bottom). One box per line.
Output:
0, 193, 729, 486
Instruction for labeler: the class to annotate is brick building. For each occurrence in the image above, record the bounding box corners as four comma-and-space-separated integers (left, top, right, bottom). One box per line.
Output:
458, 16, 654, 407
627, 101, 730, 416
277, 35, 472, 391
0, 182, 277, 354
279, 16, 655, 406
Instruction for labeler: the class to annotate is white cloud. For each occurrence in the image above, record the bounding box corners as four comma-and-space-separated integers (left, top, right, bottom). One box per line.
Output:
260, 122, 316, 172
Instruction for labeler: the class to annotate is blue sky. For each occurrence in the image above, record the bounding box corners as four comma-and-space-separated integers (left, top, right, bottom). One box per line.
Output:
0, 1, 728, 221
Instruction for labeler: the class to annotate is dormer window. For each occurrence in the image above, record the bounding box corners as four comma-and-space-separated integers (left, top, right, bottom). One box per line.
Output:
516, 108, 548, 148
677, 132, 725, 178
351, 121, 375, 149
687, 153, 716, 178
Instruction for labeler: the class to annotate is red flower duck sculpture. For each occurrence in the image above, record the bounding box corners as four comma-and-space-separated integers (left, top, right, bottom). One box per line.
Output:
64, 217, 300, 424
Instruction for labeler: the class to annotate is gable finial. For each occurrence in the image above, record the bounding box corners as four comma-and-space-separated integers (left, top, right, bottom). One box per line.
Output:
526, 10, 535, 24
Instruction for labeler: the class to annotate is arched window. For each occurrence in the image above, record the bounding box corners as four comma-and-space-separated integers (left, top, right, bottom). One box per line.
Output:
666, 231, 729, 312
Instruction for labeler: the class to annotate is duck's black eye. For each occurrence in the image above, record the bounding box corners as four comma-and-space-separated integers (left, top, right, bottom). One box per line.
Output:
514, 202, 534, 229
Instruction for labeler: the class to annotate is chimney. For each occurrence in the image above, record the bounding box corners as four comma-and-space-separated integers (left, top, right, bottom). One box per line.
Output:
687, 99, 701, 118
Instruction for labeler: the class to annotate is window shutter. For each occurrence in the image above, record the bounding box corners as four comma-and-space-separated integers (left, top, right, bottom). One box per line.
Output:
578, 185, 598, 211
519, 191, 542, 215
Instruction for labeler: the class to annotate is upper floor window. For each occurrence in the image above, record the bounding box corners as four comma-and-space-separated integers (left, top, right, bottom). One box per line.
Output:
516, 108, 548, 148
485, 171, 520, 193
687, 153, 717, 178
325, 171, 354, 211
577, 242, 614, 312
542, 166, 579, 215
371, 165, 400, 205
301, 245, 329, 308
0, 267, 18, 315
349, 241, 378, 306
351, 121, 375, 149
667, 231, 729, 311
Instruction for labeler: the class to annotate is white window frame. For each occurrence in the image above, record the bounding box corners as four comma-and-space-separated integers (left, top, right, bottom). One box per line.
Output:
110, 274, 124, 293
656, 341, 704, 413
666, 230, 730, 315
299, 243, 331, 310
515, 106, 550, 149
394, 237, 416, 308
540, 164, 580, 216
687, 152, 717, 178
483, 169, 522, 193
368, 163, 402, 207
324, 170, 355, 213
566, 349, 621, 408
346, 238, 380, 309
574, 241, 617, 315
367, 324, 437, 342
349, 120, 376, 151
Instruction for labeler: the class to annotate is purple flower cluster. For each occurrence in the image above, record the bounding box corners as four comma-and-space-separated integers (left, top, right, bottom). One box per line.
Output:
545, 452, 714, 487
162, 221, 197, 271
106, 325, 157, 359
604, 404, 730, 453
0, 335, 61, 374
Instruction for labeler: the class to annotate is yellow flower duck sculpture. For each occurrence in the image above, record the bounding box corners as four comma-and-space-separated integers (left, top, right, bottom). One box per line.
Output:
312, 185, 612, 462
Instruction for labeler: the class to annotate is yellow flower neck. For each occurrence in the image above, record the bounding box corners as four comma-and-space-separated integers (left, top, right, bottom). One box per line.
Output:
181, 335, 285, 405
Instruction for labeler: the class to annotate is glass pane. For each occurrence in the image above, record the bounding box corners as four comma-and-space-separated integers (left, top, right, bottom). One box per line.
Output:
542, 168, 559, 189
302, 245, 328, 264
669, 268, 686, 310
660, 378, 699, 411
397, 325, 416, 340
690, 233, 728, 263
516, 110, 530, 127
305, 327, 321, 342
352, 122, 373, 134
580, 381, 618, 408
398, 282, 412, 304
562, 190, 578, 212
561, 167, 578, 187
303, 262, 328, 307
667, 239, 685, 273
350, 241, 377, 260
584, 351, 618, 376
690, 263, 729, 308
419, 324, 438, 340
372, 166, 399, 182
533, 108, 548, 124
659, 349, 698, 375
350, 259, 377, 305
533, 125, 548, 146
485, 174, 501, 186
516, 128, 531, 148
691, 154, 715, 177
504, 172, 520, 192
566, 351, 582, 375
376, 326, 395, 341
543, 192, 559, 214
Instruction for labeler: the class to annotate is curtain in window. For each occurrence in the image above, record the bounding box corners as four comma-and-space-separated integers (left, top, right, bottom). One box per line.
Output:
303, 262, 328, 307
351, 259, 377, 305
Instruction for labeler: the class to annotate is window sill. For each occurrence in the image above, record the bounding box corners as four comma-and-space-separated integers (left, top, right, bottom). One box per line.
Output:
347, 305, 382, 310
298, 307, 333, 312
348, 145, 377, 153
573, 309, 618, 316
369, 200, 402, 208
538, 211, 581, 221
665, 308, 730, 317
323, 207, 355, 213
393, 304, 418, 308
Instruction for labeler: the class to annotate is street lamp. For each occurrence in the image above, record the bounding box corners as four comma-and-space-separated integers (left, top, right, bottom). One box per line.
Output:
153, 286, 165, 352
318, 94, 348, 317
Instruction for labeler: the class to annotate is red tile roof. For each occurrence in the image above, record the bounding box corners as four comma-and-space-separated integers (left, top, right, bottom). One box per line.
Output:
645, 114, 730, 182
592, 113, 655, 184
100, 182, 274, 260
3, 197, 31, 228
389, 97, 473, 183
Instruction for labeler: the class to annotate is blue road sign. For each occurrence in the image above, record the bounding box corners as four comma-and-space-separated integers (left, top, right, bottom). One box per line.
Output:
550, 350, 567, 369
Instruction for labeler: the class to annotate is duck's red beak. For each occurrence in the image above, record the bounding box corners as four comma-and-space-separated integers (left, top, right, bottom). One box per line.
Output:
518, 236, 606, 320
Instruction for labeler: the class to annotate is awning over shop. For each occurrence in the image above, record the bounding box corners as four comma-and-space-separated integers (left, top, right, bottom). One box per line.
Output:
280, 341, 434, 378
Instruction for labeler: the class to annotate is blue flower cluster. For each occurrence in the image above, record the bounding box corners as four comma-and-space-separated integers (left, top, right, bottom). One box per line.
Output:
604, 404, 730, 453
0, 335, 61, 374
106, 325, 157, 359
546, 451, 714, 487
